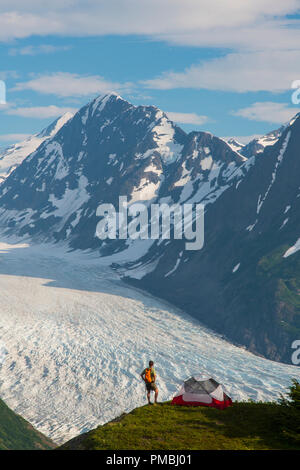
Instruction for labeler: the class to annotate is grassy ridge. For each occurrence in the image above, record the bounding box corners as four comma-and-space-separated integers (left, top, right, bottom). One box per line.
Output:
60, 401, 300, 450
0, 399, 55, 450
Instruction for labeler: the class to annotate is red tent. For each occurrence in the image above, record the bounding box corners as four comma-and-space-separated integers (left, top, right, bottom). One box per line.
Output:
172, 375, 232, 410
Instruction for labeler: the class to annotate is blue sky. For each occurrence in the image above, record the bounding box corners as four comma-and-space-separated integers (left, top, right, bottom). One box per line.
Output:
0, 1, 300, 145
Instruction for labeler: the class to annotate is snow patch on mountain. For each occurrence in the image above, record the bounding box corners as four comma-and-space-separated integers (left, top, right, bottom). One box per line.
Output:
257, 132, 291, 216
174, 161, 191, 187
165, 251, 183, 277
47, 176, 90, 220
0, 113, 73, 183
129, 179, 161, 205
200, 155, 213, 170
279, 218, 289, 230
151, 112, 183, 164
284, 238, 300, 258
232, 263, 240, 273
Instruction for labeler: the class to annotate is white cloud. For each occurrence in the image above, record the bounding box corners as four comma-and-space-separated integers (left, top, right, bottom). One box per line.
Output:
166, 111, 208, 125
8, 44, 71, 56
0, 70, 19, 80
1, 2, 300, 100
0, 1, 298, 51
0, 133, 30, 142
232, 102, 300, 124
5, 105, 77, 118
13, 72, 132, 97
0, 2, 299, 98
143, 50, 300, 93
156, 19, 300, 51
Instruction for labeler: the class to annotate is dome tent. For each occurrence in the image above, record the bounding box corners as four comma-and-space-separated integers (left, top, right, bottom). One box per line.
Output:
171, 374, 232, 409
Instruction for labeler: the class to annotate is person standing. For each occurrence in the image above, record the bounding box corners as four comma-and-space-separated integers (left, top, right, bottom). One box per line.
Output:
141, 360, 158, 405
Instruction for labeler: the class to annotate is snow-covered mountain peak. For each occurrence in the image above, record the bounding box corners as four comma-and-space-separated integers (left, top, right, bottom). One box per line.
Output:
226, 138, 245, 153
78, 92, 133, 127
89, 92, 128, 116
73, 94, 186, 166
0, 93, 246, 248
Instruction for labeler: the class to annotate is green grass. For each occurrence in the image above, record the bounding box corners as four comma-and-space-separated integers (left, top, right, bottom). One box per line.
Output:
0, 399, 55, 450
60, 401, 300, 450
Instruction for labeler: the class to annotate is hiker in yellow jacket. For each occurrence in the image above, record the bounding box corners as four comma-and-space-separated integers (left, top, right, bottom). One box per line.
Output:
141, 360, 159, 405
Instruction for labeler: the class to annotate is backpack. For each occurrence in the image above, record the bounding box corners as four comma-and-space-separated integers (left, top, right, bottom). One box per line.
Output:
144, 368, 152, 383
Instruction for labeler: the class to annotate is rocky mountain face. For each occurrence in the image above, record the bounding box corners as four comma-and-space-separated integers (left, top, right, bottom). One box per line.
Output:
0, 93, 299, 363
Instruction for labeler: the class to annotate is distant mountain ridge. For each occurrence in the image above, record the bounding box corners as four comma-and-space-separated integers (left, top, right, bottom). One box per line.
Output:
227, 114, 300, 159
